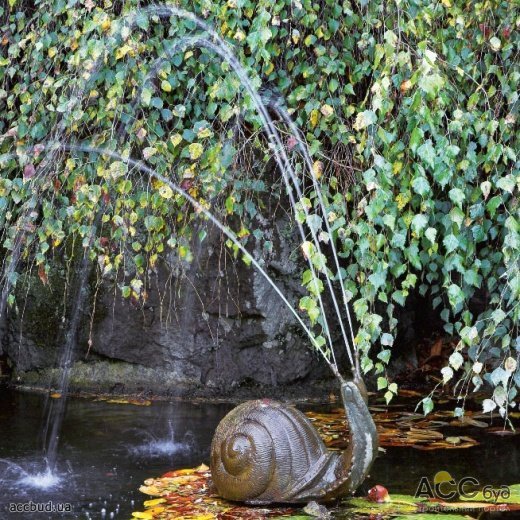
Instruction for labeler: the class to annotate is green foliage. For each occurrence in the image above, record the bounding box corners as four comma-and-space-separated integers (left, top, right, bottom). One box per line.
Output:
0, 0, 518, 412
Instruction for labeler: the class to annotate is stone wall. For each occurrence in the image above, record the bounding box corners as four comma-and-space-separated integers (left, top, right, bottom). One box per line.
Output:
1, 215, 335, 397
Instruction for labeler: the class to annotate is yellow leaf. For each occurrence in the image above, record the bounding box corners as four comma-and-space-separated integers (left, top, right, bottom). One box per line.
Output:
301, 241, 313, 260
392, 161, 402, 175
320, 104, 333, 117
48, 47, 57, 58
139, 485, 162, 496
158, 185, 173, 199
168, 475, 200, 485
312, 160, 324, 180
101, 19, 111, 32
170, 133, 182, 147
132, 512, 154, 519
400, 79, 412, 93
115, 45, 132, 60
189, 143, 203, 160
310, 109, 319, 129
151, 177, 164, 190
143, 498, 166, 507
197, 127, 213, 139
161, 80, 172, 92
147, 506, 166, 515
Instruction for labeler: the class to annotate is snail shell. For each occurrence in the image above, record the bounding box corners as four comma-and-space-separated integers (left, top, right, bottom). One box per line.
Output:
210, 398, 340, 504
210, 382, 378, 505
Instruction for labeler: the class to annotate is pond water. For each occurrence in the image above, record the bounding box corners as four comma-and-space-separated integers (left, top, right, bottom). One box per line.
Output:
0, 387, 518, 519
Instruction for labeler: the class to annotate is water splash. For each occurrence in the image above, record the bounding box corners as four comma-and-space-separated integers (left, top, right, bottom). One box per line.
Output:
18, 468, 62, 490
0, 459, 63, 491
128, 422, 195, 459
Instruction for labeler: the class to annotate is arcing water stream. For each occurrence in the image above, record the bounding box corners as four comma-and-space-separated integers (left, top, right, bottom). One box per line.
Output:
0, 4, 360, 491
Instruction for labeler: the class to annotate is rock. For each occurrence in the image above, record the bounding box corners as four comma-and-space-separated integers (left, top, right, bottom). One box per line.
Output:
3, 215, 334, 397
90, 218, 328, 392
303, 501, 331, 518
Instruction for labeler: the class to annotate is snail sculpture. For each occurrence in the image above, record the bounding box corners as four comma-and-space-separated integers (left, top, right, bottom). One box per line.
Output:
210, 379, 378, 504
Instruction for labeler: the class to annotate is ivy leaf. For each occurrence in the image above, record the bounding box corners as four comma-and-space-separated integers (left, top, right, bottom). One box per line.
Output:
482, 399, 496, 413
377, 377, 388, 390
441, 366, 454, 383
419, 73, 444, 95
417, 140, 436, 169
425, 227, 437, 243
141, 88, 152, 106
143, 147, 157, 160
449, 188, 465, 208
421, 397, 434, 415
158, 185, 173, 199
447, 283, 464, 309
320, 104, 334, 117
161, 80, 172, 92
496, 175, 515, 194
411, 214, 428, 234
377, 349, 391, 363
380, 333, 394, 347
480, 181, 491, 200
411, 176, 430, 196
449, 352, 464, 371
188, 143, 203, 160
409, 127, 423, 154
353, 110, 377, 130
443, 234, 459, 253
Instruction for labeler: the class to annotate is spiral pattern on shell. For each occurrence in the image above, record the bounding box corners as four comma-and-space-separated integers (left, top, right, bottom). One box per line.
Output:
210, 398, 332, 503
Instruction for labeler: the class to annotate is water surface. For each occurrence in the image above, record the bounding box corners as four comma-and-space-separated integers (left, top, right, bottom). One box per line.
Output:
0, 387, 517, 519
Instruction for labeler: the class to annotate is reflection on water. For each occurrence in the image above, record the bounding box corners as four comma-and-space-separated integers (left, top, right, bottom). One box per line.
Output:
0, 387, 518, 519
